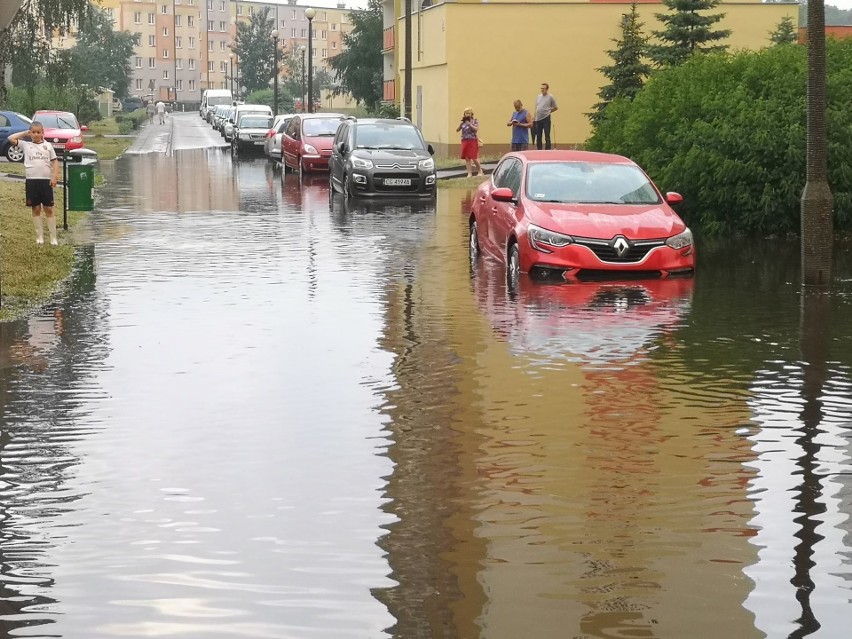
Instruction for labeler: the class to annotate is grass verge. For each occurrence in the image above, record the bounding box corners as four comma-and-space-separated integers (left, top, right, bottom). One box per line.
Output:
85, 135, 134, 160
439, 175, 490, 189
0, 181, 85, 322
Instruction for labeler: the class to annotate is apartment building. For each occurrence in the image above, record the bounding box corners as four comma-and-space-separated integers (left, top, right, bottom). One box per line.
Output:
52, 0, 355, 104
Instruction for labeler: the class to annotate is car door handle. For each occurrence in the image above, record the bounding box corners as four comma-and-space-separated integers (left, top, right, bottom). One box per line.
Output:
491, 207, 498, 212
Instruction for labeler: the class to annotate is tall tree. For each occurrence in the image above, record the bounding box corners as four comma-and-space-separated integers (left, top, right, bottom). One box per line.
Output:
590, 3, 651, 125
770, 16, 798, 45
230, 6, 276, 94
71, 7, 139, 98
0, 0, 90, 105
649, 0, 731, 67
328, 0, 382, 110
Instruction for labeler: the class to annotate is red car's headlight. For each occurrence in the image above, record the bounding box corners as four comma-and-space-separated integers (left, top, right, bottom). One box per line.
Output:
528, 224, 574, 253
70, 136, 83, 143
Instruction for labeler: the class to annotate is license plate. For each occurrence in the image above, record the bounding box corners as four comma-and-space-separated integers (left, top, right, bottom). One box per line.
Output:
384, 178, 411, 186
254, 141, 264, 145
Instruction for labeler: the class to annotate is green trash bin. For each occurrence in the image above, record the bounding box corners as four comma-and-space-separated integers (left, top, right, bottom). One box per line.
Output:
65, 148, 99, 211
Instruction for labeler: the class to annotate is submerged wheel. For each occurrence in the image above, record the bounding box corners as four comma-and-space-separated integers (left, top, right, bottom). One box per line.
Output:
469, 219, 480, 258
507, 242, 521, 290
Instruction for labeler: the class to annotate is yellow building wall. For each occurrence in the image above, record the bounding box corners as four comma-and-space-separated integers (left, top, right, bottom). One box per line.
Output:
403, 2, 797, 157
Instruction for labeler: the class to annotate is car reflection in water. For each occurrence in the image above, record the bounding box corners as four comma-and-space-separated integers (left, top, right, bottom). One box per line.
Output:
472, 259, 694, 366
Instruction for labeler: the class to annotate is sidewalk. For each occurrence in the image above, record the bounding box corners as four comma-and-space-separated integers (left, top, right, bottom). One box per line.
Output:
125, 116, 173, 155
437, 162, 498, 180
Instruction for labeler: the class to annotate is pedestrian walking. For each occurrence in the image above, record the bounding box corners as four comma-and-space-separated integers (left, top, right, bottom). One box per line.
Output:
533, 83, 558, 150
507, 99, 532, 151
146, 101, 156, 124
8, 122, 60, 246
156, 100, 166, 125
456, 107, 483, 178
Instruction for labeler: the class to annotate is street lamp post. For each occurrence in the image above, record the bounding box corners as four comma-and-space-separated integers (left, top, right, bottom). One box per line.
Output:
229, 53, 234, 98
271, 29, 279, 115
300, 45, 306, 112
305, 7, 315, 113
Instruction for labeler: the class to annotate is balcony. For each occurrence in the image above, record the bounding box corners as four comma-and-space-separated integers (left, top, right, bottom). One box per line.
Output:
382, 26, 394, 52
383, 79, 395, 102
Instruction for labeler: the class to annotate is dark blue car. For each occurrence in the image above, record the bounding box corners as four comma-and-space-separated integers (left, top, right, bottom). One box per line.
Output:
0, 110, 33, 162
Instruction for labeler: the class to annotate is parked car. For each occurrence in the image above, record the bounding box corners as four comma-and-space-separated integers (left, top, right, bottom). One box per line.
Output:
281, 113, 346, 177
329, 117, 436, 198
32, 110, 87, 153
231, 113, 275, 155
0, 110, 33, 162
469, 150, 695, 283
122, 96, 143, 112
222, 107, 237, 142
263, 114, 295, 162
212, 105, 229, 132
111, 98, 123, 113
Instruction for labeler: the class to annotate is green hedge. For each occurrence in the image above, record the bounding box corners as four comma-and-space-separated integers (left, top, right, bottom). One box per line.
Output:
587, 40, 852, 236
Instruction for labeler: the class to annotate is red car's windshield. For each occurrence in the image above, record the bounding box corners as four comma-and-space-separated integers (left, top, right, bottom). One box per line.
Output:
526, 162, 661, 205
34, 113, 80, 130
302, 117, 343, 137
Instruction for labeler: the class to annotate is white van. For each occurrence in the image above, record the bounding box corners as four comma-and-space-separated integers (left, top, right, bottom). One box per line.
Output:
200, 89, 233, 121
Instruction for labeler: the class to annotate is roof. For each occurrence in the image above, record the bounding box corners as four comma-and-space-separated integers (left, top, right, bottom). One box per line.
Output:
510, 150, 634, 164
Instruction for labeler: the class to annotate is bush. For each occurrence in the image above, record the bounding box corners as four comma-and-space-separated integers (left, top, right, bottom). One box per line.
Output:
587, 40, 852, 236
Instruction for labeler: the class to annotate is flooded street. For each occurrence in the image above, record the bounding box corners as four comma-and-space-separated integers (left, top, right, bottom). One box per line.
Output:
1, 114, 851, 638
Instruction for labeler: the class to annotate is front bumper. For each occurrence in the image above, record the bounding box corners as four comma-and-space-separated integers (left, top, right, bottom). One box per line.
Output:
350, 171, 437, 196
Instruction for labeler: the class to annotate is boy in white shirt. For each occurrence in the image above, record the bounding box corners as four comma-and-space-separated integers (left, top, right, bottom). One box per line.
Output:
9, 122, 60, 245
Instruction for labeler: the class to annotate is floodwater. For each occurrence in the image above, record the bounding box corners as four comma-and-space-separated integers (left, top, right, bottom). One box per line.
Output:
1, 119, 851, 638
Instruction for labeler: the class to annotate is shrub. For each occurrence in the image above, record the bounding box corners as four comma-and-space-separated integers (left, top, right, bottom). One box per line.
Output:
587, 40, 852, 235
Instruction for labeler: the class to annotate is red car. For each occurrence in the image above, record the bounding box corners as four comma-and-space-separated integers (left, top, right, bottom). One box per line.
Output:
281, 113, 345, 177
32, 110, 87, 152
469, 150, 695, 282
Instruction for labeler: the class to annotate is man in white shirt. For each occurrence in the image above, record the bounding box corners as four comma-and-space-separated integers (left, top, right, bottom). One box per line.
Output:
156, 101, 166, 124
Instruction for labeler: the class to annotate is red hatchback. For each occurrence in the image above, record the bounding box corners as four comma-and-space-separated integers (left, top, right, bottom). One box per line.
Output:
469, 150, 695, 282
32, 110, 87, 152
281, 113, 345, 177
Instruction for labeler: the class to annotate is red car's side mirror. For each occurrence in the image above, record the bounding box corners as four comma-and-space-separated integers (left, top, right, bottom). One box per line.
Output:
665, 192, 683, 205
80, 125, 89, 132
492, 187, 515, 202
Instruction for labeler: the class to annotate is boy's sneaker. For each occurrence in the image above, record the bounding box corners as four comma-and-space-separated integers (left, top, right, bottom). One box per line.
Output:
36, 238, 44, 245
50, 238, 58, 246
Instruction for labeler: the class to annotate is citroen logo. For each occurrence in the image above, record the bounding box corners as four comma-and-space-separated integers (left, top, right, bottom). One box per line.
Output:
612, 236, 631, 257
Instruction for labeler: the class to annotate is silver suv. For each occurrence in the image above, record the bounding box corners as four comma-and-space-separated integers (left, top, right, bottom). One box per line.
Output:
328, 118, 436, 198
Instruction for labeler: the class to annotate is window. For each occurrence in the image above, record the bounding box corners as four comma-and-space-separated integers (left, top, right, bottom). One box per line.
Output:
208, 40, 213, 50
149, 57, 156, 68
189, 36, 195, 49
321, 31, 326, 39
175, 15, 181, 27
189, 80, 196, 91
163, 70, 169, 79
176, 36, 182, 48
237, 4, 242, 15
219, 1, 225, 11
219, 21, 226, 32
135, 56, 142, 68
189, 58, 196, 69
220, 61, 227, 72
301, 29, 306, 37
133, 11, 141, 24
207, 0, 213, 9
189, 0, 194, 5
322, 12, 327, 20
332, 42, 337, 50
219, 41, 226, 51
292, 10, 296, 19
162, 27, 168, 36
188, 16, 194, 28
248, 6, 253, 15
331, 23, 337, 31
321, 48, 327, 58
207, 20, 214, 31
291, 28, 296, 37
148, 35, 156, 46
176, 58, 183, 69
208, 61, 214, 72
161, 5, 168, 14
136, 79, 143, 90
281, 20, 286, 27
148, 12, 155, 24
163, 49, 169, 58
312, 48, 316, 57
177, 80, 183, 91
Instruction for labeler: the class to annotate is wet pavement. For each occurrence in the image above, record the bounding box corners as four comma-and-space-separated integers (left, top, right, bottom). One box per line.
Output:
0, 113, 851, 638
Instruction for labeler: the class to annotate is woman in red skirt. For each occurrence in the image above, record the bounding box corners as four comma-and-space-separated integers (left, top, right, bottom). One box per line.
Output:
455, 107, 482, 178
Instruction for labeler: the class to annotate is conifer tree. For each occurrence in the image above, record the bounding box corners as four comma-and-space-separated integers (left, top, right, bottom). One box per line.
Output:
770, 16, 798, 45
649, 0, 731, 67
590, 3, 651, 125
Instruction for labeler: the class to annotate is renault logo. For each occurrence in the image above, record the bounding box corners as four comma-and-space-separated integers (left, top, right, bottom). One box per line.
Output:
612, 236, 631, 257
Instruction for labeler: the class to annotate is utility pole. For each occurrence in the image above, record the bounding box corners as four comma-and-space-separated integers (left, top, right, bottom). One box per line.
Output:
801, 0, 833, 287
404, 0, 412, 120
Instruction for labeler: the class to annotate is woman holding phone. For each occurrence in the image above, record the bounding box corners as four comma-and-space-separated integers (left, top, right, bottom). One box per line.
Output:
456, 107, 482, 178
